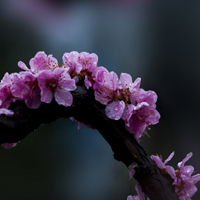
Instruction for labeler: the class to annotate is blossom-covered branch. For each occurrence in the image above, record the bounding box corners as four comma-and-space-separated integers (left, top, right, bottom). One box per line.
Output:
0, 51, 198, 199
0, 82, 178, 200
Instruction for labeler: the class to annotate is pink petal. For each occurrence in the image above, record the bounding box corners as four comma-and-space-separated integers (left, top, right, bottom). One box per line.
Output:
84, 76, 92, 89
164, 151, 175, 165
55, 89, 73, 107
25, 95, 41, 109
29, 51, 47, 71
18, 61, 29, 71
178, 152, 193, 168
165, 166, 176, 179
130, 77, 141, 92
118, 73, 132, 90
150, 155, 165, 169
41, 89, 53, 103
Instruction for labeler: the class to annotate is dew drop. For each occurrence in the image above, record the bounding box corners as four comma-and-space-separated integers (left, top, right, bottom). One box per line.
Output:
116, 115, 120, 119
114, 106, 118, 111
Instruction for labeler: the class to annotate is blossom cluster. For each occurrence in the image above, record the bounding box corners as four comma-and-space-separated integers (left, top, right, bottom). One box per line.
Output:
64, 51, 160, 142
0, 51, 199, 199
151, 152, 200, 200
0, 51, 160, 148
128, 152, 200, 200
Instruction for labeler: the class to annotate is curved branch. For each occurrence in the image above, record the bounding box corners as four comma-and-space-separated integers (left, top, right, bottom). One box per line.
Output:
0, 82, 178, 200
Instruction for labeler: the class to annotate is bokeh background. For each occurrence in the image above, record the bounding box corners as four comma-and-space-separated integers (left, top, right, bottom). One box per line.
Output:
0, 0, 200, 199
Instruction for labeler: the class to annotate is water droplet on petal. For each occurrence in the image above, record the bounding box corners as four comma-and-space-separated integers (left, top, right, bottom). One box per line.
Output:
114, 106, 118, 111
115, 115, 121, 120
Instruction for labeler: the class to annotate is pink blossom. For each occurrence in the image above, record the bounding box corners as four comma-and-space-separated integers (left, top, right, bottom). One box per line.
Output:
126, 115, 147, 142
131, 89, 158, 109
28, 51, 59, 73
94, 71, 119, 105
11, 71, 41, 109
126, 87, 160, 141
92, 66, 109, 84
117, 73, 133, 90
92, 70, 160, 141
0, 51, 161, 149
137, 106, 160, 126
122, 104, 137, 127
0, 73, 17, 108
130, 77, 141, 91
62, 51, 79, 64
78, 52, 98, 71
62, 51, 82, 76
150, 152, 176, 179
37, 67, 76, 106
175, 153, 200, 200
104, 71, 119, 91
86, 66, 108, 90
62, 51, 98, 73
62, 51, 99, 88
151, 152, 200, 199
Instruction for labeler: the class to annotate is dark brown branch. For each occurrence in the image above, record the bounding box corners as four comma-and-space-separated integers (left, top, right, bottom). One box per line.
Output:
0, 82, 178, 200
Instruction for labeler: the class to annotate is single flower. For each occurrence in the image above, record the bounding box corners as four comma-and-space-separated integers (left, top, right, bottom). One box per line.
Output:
37, 67, 76, 106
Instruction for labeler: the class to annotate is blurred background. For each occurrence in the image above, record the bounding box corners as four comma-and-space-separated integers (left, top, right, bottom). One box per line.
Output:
0, 0, 200, 199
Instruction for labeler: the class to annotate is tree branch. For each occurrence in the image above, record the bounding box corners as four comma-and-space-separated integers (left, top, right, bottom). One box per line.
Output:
0, 82, 178, 200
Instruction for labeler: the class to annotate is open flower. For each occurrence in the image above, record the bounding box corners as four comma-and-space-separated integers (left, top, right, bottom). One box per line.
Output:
37, 67, 76, 106
18, 51, 59, 74
62, 51, 82, 77
11, 71, 41, 109
62, 51, 98, 75
94, 71, 119, 105
78, 52, 98, 71
175, 153, 200, 200
0, 73, 17, 108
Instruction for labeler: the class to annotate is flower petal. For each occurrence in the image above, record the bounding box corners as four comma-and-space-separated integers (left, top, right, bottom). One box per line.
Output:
55, 89, 73, 107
